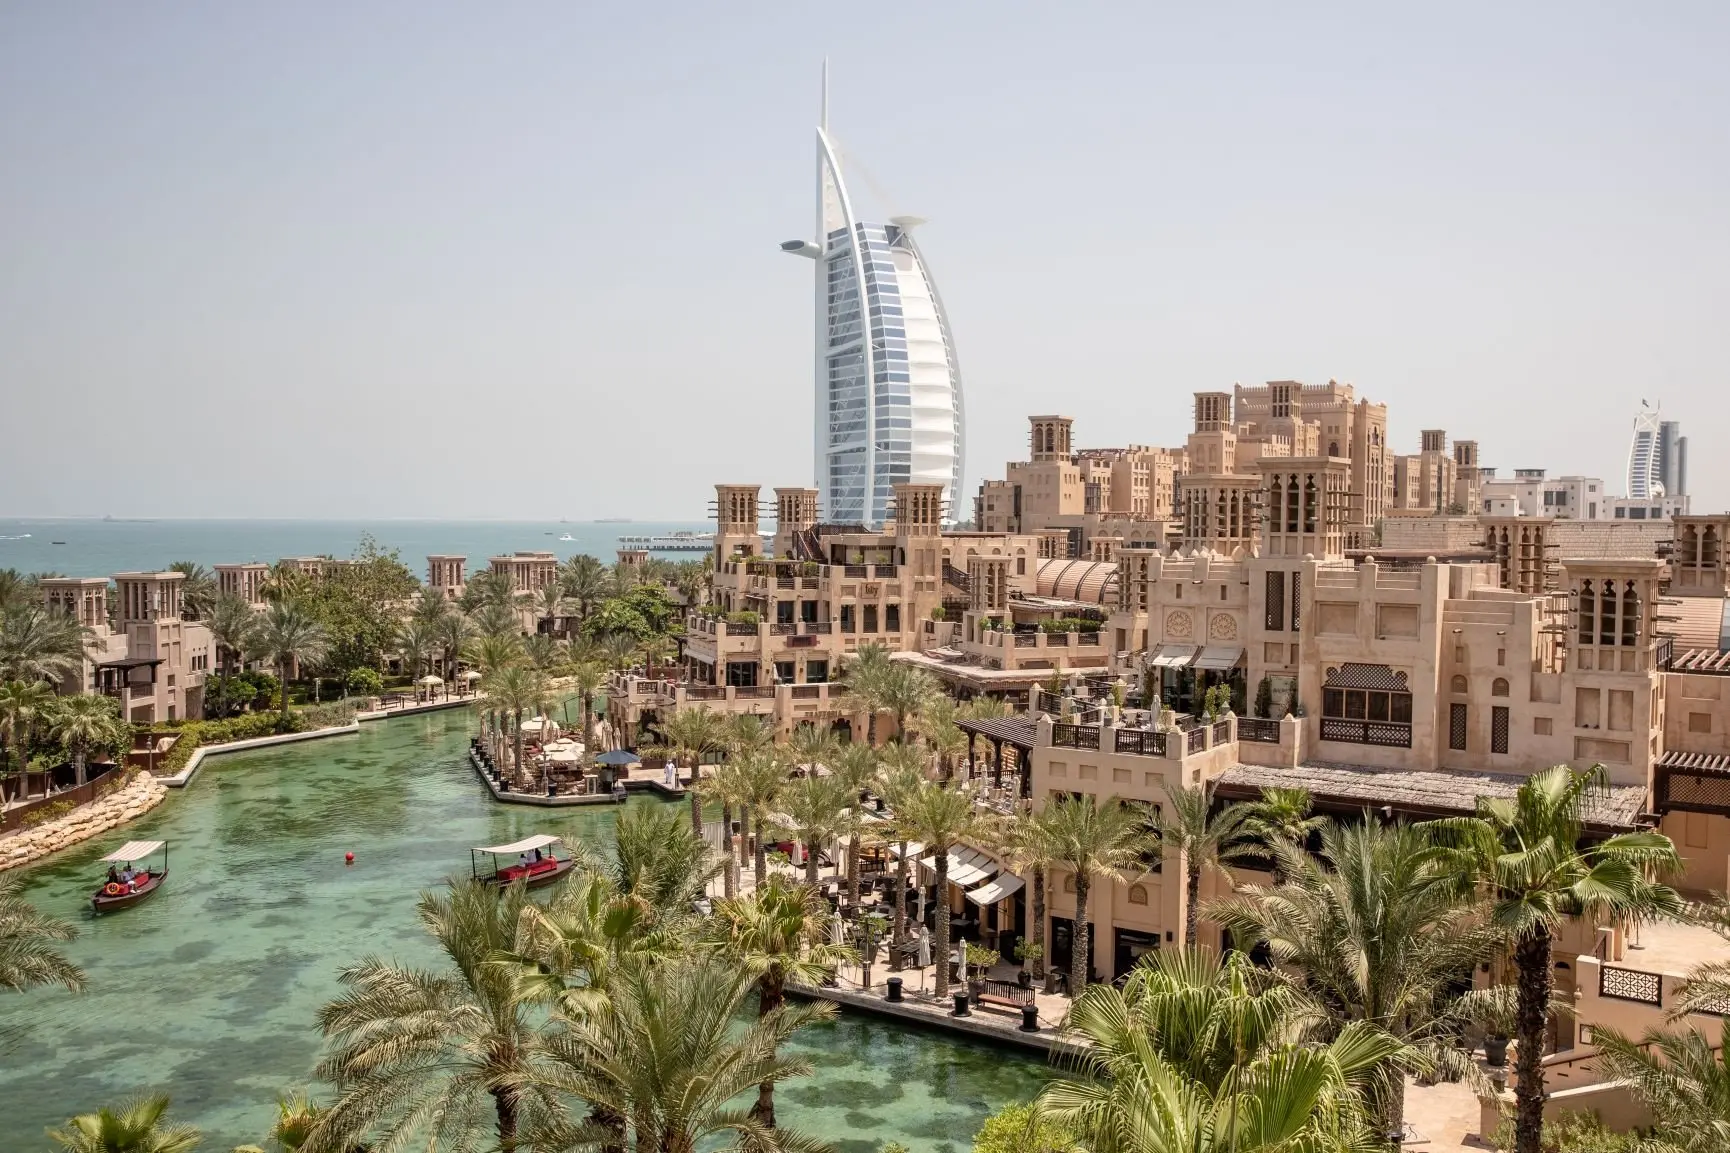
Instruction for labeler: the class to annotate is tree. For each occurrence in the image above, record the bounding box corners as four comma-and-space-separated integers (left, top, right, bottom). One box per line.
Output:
735, 749, 788, 889
833, 743, 879, 905
913, 694, 969, 781
1425, 764, 1684, 1153
706, 875, 854, 1126
536, 954, 834, 1153
296, 537, 420, 678
0, 872, 84, 994
47, 1095, 201, 1153
1038, 793, 1155, 993
1595, 1025, 1730, 1153
48, 693, 128, 786
565, 660, 606, 749
465, 632, 522, 766
1240, 785, 1325, 883
658, 707, 727, 835
879, 664, 938, 743
776, 773, 851, 885
558, 554, 611, 625
1035, 948, 1406, 1153
637, 634, 675, 679
1002, 808, 1055, 983
432, 610, 474, 685
969, 1102, 1072, 1153
167, 562, 217, 621
250, 600, 329, 726
607, 801, 720, 920
1155, 781, 1257, 948
891, 778, 989, 998
876, 744, 928, 969
459, 568, 518, 617
1209, 819, 1501, 1138
0, 677, 55, 783
841, 643, 895, 743
535, 583, 568, 638
394, 618, 436, 694
206, 593, 259, 715
0, 602, 94, 685
304, 882, 559, 1153
486, 663, 544, 787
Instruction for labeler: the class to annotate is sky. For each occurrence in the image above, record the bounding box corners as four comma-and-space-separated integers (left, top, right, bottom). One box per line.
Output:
2, 2, 1726, 519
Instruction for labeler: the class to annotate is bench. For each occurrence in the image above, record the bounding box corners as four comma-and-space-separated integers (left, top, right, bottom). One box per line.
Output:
973, 978, 1035, 1014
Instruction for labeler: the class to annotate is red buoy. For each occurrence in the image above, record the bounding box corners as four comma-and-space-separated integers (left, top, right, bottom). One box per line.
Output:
345, 851, 355, 865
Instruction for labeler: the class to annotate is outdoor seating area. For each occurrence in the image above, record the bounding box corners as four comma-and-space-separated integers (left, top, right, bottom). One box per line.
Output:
468, 730, 626, 799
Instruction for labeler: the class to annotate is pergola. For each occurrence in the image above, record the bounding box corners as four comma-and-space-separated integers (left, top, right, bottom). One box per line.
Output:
957, 715, 1037, 798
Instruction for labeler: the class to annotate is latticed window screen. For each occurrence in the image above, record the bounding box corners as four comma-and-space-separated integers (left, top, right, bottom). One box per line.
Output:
1491, 706, 1510, 754
1290, 572, 1302, 632
1265, 571, 1285, 631
1449, 703, 1467, 751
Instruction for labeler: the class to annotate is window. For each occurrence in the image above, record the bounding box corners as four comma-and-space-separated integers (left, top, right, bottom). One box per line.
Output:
1291, 572, 1302, 631
1534, 717, 1552, 736
1265, 571, 1286, 631
1492, 678, 1509, 697
806, 660, 828, 684
774, 661, 795, 684
840, 605, 855, 633
1449, 703, 1468, 750
1491, 706, 1510, 754
1016, 557, 1026, 575
885, 604, 900, 632
863, 605, 878, 633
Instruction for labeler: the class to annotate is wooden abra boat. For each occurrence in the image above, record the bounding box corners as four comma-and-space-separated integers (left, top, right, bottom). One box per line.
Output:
92, 840, 168, 912
471, 834, 574, 890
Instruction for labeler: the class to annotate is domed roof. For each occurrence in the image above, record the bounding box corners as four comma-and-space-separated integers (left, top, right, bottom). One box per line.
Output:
1035, 558, 1119, 605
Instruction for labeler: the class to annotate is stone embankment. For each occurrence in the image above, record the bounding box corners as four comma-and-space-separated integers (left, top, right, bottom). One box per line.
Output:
0, 772, 169, 872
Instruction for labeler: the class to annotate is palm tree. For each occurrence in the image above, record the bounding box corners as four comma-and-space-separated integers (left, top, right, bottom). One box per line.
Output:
48, 693, 127, 786
394, 618, 436, 697
637, 633, 675, 679
915, 700, 969, 781
776, 773, 851, 885
471, 601, 521, 641
841, 642, 895, 744
735, 749, 788, 889
411, 584, 451, 627
167, 561, 217, 621
304, 882, 559, 1153
1425, 764, 1684, 1153
1002, 807, 1056, 984
565, 660, 606, 749
558, 554, 611, 625
599, 632, 638, 674
459, 568, 518, 617
0, 872, 84, 993
700, 761, 748, 899
1240, 785, 1325, 855
487, 663, 543, 787
465, 632, 522, 765
250, 600, 329, 727
1155, 780, 1257, 949
1595, 1025, 1730, 1153
535, 582, 568, 637
1038, 793, 1155, 994
608, 801, 721, 920
535, 954, 834, 1153
832, 743, 879, 905
522, 633, 560, 672
658, 706, 727, 834
1209, 818, 1502, 1139
1035, 949, 1406, 1153
47, 1095, 201, 1153
891, 778, 989, 998
878, 663, 938, 743
0, 602, 94, 685
432, 610, 474, 684
787, 724, 840, 776
0, 677, 55, 786
705, 876, 855, 1126
876, 744, 927, 969
206, 593, 258, 716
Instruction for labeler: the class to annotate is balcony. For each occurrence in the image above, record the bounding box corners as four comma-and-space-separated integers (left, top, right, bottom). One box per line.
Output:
1052, 723, 1101, 750
1237, 717, 1282, 743
1114, 728, 1166, 756
1318, 718, 1413, 748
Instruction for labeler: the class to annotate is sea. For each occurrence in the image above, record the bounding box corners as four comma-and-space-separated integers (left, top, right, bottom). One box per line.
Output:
0, 518, 714, 580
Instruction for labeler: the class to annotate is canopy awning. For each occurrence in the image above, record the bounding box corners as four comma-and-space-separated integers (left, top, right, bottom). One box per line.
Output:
101, 840, 164, 862
1193, 645, 1245, 672
966, 873, 1025, 906
473, 834, 562, 855
1148, 644, 1199, 669
918, 847, 996, 888
416, 674, 444, 685
889, 841, 926, 860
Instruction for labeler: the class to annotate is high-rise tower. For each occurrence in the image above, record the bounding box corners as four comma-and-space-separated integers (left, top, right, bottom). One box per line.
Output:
780, 66, 965, 528
1627, 403, 1662, 499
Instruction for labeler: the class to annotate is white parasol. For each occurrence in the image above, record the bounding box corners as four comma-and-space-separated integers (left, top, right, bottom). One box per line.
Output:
416, 674, 443, 686
958, 935, 967, 981
831, 914, 845, 947
460, 670, 482, 681
916, 925, 932, 968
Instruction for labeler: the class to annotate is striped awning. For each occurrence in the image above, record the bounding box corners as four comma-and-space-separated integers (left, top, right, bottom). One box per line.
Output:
965, 873, 1025, 906
1194, 645, 1244, 671
101, 840, 164, 863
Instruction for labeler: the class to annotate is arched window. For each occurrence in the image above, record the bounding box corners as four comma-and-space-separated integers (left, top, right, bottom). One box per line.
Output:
1578, 580, 1594, 644
1328, 441, 1340, 457
1062, 874, 1077, 893
1303, 476, 1318, 533
1451, 675, 1468, 694
1492, 677, 1509, 697
1621, 581, 1640, 648
1128, 884, 1149, 906
1599, 582, 1618, 647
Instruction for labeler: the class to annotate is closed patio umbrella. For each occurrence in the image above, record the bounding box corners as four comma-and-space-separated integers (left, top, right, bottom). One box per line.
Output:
916, 925, 932, 969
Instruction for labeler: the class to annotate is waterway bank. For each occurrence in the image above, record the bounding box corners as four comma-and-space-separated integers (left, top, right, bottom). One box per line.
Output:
1, 706, 1046, 1152
0, 772, 168, 871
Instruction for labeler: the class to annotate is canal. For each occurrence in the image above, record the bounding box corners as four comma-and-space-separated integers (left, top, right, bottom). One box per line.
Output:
0, 706, 1047, 1152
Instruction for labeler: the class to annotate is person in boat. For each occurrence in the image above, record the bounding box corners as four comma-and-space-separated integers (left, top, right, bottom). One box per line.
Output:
119, 864, 134, 887
106, 865, 120, 885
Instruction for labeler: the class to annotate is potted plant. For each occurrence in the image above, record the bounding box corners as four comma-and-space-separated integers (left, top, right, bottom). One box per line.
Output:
1014, 940, 1043, 988
964, 943, 1000, 1002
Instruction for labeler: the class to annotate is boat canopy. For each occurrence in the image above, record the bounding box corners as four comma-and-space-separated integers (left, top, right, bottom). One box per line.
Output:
101, 840, 164, 863
473, 834, 562, 856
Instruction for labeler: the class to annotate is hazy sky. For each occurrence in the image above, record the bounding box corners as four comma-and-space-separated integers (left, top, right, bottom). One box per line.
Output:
3, 3, 1725, 519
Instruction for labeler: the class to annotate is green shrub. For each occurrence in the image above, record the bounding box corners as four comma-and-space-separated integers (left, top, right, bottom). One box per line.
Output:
20, 800, 74, 828
345, 667, 383, 697
144, 713, 303, 774
725, 610, 761, 629
1491, 1110, 1644, 1153
970, 1102, 1071, 1153
300, 702, 357, 730
1037, 617, 1100, 634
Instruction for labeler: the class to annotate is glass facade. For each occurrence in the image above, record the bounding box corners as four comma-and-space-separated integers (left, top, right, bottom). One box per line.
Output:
813, 128, 964, 527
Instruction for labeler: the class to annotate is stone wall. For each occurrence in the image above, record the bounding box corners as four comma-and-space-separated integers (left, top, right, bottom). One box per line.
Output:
0, 772, 169, 872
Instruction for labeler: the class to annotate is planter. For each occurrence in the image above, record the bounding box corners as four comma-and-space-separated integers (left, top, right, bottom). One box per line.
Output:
1484, 1035, 1509, 1067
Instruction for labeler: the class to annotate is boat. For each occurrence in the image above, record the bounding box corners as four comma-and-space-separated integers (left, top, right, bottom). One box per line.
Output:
92, 840, 168, 912
558, 533, 575, 541
470, 834, 575, 890
616, 530, 713, 552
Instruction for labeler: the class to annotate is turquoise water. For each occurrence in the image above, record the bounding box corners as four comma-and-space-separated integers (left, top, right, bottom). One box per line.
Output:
0, 518, 712, 579
0, 708, 1046, 1152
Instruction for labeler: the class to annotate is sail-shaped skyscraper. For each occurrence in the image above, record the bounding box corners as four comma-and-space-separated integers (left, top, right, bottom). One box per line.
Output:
781, 68, 965, 528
